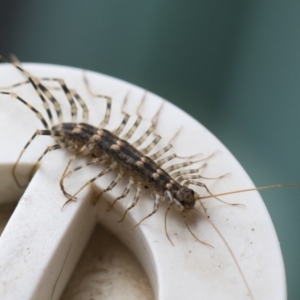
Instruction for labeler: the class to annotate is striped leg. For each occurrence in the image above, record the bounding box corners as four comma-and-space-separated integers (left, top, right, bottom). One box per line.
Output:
128, 191, 161, 229
83, 72, 112, 128
149, 127, 203, 167
6, 75, 90, 123
170, 164, 207, 179
67, 156, 109, 175
139, 134, 162, 155
70, 89, 89, 122
29, 144, 65, 180
0, 64, 86, 125
176, 172, 228, 183
0, 56, 58, 125
62, 155, 124, 204
113, 113, 130, 136
183, 179, 240, 206
0, 91, 49, 129
106, 176, 135, 211
115, 97, 164, 159
35, 79, 89, 123
128, 100, 162, 148
59, 143, 92, 195
31, 79, 63, 124
148, 127, 181, 160
12, 129, 64, 187
132, 122, 156, 148
60, 154, 109, 199
39, 78, 78, 123
69, 161, 119, 201
121, 92, 146, 140
156, 151, 199, 167
148, 144, 172, 160
0, 80, 31, 89
165, 152, 217, 174
92, 168, 125, 205
113, 93, 130, 136
118, 181, 143, 222
40, 78, 92, 123
122, 114, 142, 140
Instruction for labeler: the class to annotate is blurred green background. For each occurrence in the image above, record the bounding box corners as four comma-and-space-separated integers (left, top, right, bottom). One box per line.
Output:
0, 0, 299, 298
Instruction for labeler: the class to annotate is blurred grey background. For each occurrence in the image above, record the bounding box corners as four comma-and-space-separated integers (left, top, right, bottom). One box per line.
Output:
0, 0, 299, 298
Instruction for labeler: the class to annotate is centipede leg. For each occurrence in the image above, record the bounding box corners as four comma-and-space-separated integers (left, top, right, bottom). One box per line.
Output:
83, 72, 112, 128
0, 80, 31, 89
184, 179, 240, 206
118, 181, 143, 222
129, 100, 162, 148
40, 78, 92, 123
176, 172, 228, 183
11, 129, 64, 187
128, 191, 160, 229
71, 162, 118, 198
118, 92, 149, 139
29, 143, 65, 180
61, 155, 108, 196
106, 176, 135, 211
92, 168, 125, 205
113, 98, 130, 136
171, 164, 207, 179
59, 140, 96, 191
164, 152, 217, 174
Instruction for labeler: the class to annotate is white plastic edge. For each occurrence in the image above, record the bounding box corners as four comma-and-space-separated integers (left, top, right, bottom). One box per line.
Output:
0, 63, 286, 300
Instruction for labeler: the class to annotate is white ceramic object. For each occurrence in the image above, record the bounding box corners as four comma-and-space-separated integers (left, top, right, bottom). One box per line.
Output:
0, 63, 286, 300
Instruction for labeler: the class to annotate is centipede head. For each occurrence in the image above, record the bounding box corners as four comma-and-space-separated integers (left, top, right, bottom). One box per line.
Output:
176, 186, 196, 210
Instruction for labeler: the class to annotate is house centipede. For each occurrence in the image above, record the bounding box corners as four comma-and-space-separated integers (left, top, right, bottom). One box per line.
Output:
0, 56, 222, 234
1, 56, 299, 300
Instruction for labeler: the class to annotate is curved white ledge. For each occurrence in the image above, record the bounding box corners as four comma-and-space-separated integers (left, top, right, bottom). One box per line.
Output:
0, 63, 286, 299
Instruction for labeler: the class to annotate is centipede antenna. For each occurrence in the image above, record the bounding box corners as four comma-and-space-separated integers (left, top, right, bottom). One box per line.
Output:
200, 183, 300, 200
